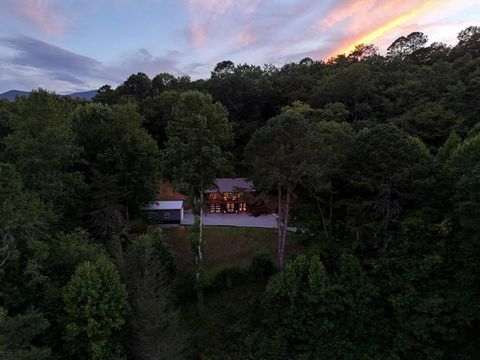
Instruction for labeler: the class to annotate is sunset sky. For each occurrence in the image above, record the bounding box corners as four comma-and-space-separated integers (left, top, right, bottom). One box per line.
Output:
0, 0, 478, 93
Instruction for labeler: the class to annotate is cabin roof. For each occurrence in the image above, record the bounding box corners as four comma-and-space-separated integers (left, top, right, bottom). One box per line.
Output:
207, 178, 255, 193
141, 200, 183, 211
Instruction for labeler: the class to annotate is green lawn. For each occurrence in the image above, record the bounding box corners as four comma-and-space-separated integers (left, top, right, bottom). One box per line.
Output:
162, 225, 305, 358
163, 225, 304, 274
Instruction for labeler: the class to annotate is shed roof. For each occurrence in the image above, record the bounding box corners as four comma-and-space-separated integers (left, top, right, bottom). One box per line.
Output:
157, 181, 186, 201
207, 178, 255, 193
141, 200, 183, 211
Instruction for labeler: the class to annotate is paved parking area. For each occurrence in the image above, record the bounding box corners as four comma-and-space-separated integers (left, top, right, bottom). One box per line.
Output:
181, 211, 278, 228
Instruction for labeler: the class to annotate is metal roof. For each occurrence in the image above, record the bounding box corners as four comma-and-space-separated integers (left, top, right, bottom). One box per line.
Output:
207, 178, 255, 193
141, 200, 183, 211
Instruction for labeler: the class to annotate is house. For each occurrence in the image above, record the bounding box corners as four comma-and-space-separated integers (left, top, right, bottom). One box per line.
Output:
141, 200, 184, 224
206, 178, 256, 213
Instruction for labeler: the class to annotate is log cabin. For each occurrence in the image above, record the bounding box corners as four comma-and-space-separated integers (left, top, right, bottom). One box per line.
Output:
206, 178, 255, 214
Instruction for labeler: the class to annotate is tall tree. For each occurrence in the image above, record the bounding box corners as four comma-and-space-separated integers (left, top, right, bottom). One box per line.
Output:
347, 124, 432, 237
246, 112, 317, 268
253, 254, 380, 359
347, 43, 378, 62
162, 90, 233, 305
123, 72, 152, 100
390, 102, 463, 147
4, 90, 84, 222
453, 25, 480, 57
140, 91, 179, 147
387, 32, 428, 59
0, 163, 52, 270
151, 73, 176, 95
124, 230, 187, 360
63, 257, 128, 360
0, 99, 13, 155
93, 85, 118, 105
299, 121, 355, 237
73, 103, 160, 238
0, 307, 51, 360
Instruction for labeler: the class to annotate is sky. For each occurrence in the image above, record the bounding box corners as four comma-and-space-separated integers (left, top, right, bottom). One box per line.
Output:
0, 0, 478, 93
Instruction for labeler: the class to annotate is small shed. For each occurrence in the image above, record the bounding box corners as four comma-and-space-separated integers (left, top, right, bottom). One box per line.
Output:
141, 200, 184, 224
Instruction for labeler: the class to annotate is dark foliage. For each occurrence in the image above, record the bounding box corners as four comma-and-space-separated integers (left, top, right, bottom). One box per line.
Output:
1, 26, 480, 359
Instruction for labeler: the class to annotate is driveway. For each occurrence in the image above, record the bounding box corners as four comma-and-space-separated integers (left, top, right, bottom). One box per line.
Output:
182, 211, 277, 228
181, 211, 296, 231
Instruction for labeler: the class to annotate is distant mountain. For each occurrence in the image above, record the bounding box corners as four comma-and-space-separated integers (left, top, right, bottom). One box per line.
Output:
66, 90, 97, 100
0, 90, 30, 101
0, 89, 97, 101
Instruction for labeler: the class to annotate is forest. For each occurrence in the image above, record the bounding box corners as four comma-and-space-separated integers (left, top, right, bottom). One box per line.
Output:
1, 26, 480, 359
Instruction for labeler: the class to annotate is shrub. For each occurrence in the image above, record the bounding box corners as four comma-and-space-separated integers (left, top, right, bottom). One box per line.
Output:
249, 249, 276, 278
212, 266, 245, 289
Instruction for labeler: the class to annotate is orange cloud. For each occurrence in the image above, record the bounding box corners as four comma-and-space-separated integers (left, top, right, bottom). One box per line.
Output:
328, 0, 440, 57
316, 0, 377, 31
21, 0, 66, 35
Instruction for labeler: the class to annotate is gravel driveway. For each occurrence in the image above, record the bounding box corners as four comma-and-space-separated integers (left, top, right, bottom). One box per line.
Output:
181, 211, 278, 228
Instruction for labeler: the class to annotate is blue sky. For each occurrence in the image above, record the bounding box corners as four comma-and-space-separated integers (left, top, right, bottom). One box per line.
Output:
0, 0, 478, 93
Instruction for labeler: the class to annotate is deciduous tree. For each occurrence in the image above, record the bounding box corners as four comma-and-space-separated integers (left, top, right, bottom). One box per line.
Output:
0, 307, 51, 360
253, 254, 380, 359
73, 103, 160, 238
162, 90, 233, 306
246, 112, 317, 268
63, 257, 128, 360
4, 90, 84, 221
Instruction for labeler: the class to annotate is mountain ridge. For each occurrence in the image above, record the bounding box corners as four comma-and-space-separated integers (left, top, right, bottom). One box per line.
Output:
0, 89, 97, 101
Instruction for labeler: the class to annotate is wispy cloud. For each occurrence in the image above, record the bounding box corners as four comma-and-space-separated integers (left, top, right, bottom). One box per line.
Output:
0, 36, 101, 85
22, 0, 66, 35
115, 48, 206, 78
185, 0, 261, 48
187, 0, 236, 16
0, 0, 478, 93
1, 0, 67, 35
0, 36, 205, 93
315, 0, 377, 31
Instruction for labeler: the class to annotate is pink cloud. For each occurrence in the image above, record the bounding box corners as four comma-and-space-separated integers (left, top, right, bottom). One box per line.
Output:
188, 0, 235, 16
19, 0, 66, 35
236, 28, 256, 47
191, 23, 209, 48
315, 0, 378, 31
186, 0, 261, 48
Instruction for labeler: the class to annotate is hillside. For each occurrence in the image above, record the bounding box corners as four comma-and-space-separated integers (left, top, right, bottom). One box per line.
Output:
0, 90, 30, 101
2, 25, 480, 360
0, 89, 97, 101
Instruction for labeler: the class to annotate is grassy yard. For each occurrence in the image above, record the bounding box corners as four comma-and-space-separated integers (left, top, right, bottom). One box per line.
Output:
163, 225, 304, 274
161, 225, 306, 358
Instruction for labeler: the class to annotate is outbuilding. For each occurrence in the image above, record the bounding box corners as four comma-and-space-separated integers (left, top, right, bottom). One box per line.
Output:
141, 200, 184, 224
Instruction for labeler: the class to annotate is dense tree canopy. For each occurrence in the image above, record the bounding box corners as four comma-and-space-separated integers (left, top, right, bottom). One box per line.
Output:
4, 91, 84, 222
1, 25, 480, 359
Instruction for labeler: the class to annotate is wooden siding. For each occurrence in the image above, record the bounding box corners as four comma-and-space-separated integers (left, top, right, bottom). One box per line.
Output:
143, 209, 182, 224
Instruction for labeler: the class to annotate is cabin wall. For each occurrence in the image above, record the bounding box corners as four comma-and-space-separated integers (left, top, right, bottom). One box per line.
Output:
143, 209, 182, 224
